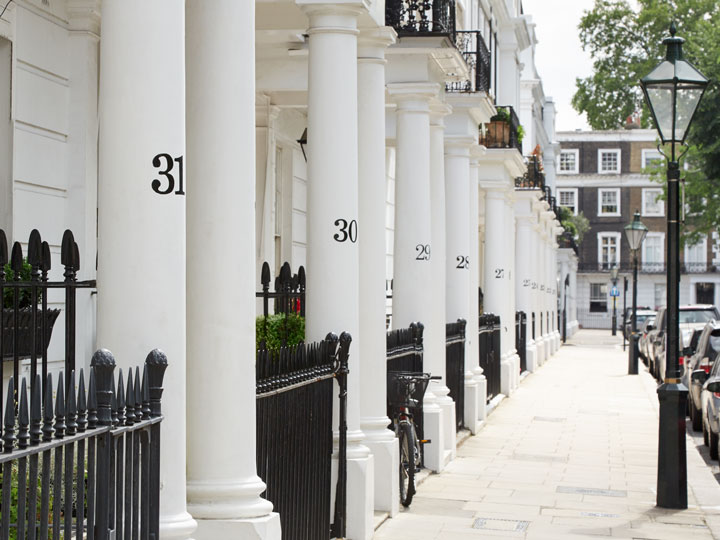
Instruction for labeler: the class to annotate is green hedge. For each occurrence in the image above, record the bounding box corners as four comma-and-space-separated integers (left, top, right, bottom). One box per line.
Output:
256, 313, 305, 350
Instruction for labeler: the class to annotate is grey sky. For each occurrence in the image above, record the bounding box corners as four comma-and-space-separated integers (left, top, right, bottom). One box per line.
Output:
522, 0, 598, 132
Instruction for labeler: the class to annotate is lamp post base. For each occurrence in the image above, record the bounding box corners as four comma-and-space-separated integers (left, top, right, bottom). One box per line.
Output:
656, 382, 688, 509
628, 334, 639, 375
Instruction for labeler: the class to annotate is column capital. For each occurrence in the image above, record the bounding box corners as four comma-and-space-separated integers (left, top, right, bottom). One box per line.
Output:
470, 144, 486, 166
444, 135, 475, 153
430, 103, 452, 127
299, 2, 363, 33
67, 0, 101, 35
388, 82, 440, 107
358, 26, 397, 55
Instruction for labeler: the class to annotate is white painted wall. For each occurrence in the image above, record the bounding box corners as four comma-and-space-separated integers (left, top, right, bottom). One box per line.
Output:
0, 36, 11, 235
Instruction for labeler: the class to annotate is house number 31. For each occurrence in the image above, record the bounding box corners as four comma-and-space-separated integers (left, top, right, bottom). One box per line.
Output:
151, 154, 185, 195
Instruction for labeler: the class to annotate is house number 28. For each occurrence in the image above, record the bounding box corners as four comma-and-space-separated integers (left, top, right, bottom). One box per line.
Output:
151, 154, 185, 195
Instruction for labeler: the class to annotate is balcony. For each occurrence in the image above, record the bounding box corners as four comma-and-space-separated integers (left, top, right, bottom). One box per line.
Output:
577, 262, 719, 274
479, 105, 521, 153
557, 230, 579, 255
515, 155, 545, 190
386, 0, 456, 38
446, 31, 491, 94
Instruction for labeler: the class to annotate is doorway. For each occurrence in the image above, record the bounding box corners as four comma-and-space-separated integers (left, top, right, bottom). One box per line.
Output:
696, 282, 715, 305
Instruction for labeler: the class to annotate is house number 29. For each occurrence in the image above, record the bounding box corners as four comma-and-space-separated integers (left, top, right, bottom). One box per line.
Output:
416, 244, 431, 261
151, 154, 185, 195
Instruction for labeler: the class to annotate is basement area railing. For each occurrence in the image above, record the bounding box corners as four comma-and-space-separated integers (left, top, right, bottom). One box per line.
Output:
478, 314, 501, 402
445, 320, 466, 431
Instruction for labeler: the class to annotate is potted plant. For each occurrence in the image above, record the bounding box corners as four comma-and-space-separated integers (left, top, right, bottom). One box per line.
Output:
2, 259, 60, 359
484, 107, 512, 147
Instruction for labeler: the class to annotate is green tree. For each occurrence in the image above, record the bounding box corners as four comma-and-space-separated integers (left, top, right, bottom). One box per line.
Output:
574, 0, 720, 240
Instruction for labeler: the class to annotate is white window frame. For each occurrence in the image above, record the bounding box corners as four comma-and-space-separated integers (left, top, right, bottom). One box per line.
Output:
641, 149, 663, 169
558, 149, 579, 174
598, 148, 621, 174
597, 232, 621, 270
642, 232, 665, 272
597, 188, 621, 217
557, 188, 578, 216
685, 235, 708, 266
642, 188, 664, 217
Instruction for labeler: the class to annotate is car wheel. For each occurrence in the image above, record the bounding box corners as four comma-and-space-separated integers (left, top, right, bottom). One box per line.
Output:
710, 427, 719, 460
691, 399, 703, 432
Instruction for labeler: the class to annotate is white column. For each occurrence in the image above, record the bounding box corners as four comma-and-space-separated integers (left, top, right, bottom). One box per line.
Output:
96, 2, 196, 538
532, 223, 545, 365
429, 105, 455, 463
446, 138, 480, 433
570, 258, 579, 332
515, 214, 537, 371
483, 189, 513, 396
388, 82, 444, 472
301, 6, 373, 539
357, 27, 397, 517
504, 195, 519, 390
185, 2, 281, 538
469, 153, 485, 426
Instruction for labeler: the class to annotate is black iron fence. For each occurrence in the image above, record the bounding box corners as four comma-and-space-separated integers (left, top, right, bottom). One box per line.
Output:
256, 333, 350, 540
480, 106, 522, 153
0, 348, 166, 540
478, 314, 501, 401
386, 323, 424, 446
1, 229, 95, 405
386, 0, 456, 37
446, 31, 491, 94
445, 320, 465, 431
256, 261, 305, 350
577, 262, 718, 274
515, 311, 527, 373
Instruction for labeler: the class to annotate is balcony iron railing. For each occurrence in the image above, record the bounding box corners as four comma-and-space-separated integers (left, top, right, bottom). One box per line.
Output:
446, 31, 491, 94
480, 105, 521, 153
515, 155, 545, 190
386, 0, 456, 38
577, 262, 718, 274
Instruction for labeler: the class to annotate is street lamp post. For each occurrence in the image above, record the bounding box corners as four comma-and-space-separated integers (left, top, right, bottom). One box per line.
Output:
610, 266, 619, 336
625, 212, 648, 376
623, 276, 628, 351
640, 22, 708, 509
562, 274, 569, 343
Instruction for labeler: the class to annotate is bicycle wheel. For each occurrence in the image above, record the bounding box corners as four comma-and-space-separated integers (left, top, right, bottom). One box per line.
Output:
398, 421, 416, 507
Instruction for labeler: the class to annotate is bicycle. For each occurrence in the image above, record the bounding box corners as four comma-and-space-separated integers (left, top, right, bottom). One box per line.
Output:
387, 371, 441, 507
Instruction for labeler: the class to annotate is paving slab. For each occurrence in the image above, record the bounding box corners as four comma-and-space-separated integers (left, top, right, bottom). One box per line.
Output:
373, 329, 720, 539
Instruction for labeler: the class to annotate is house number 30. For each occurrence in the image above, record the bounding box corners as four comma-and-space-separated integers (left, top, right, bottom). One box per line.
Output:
151, 154, 185, 195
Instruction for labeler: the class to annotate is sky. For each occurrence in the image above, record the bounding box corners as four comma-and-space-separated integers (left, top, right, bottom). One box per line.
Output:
521, 0, 598, 133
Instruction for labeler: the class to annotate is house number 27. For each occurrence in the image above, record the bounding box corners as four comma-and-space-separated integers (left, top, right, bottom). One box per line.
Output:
151, 154, 185, 195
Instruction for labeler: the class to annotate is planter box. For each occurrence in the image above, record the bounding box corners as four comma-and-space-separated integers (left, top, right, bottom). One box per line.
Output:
2, 308, 61, 359
483, 120, 510, 148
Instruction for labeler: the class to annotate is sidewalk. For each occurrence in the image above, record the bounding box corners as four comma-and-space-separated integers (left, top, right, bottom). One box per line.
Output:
373, 329, 720, 539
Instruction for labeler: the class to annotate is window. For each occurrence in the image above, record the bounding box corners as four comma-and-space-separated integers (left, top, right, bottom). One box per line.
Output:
642, 188, 664, 217
685, 235, 707, 272
642, 232, 664, 272
598, 149, 621, 174
557, 188, 578, 215
598, 188, 620, 216
559, 149, 579, 174
590, 283, 608, 312
654, 283, 666, 309
597, 232, 620, 270
642, 149, 663, 169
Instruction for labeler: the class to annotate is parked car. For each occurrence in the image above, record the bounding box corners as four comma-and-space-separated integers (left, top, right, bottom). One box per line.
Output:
623, 307, 654, 340
692, 355, 720, 459
649, 305, 719, 380
687, 322, 720, 431
638, 316, 656, 364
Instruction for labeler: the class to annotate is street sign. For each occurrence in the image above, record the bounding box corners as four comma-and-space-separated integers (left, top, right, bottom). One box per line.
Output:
610, 286, 620, 297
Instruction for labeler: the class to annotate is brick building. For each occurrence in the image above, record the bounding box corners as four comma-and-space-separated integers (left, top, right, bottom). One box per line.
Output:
556, 128, 720, 329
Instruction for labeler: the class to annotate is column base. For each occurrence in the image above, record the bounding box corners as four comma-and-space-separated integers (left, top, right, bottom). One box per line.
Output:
421, 398, 445, 472
463, 376, 482, 434
160, 511, 198, 540
509, 353, 520, 391
500, 354, 513, 397
535, 338, 546, 365
526, 342, 538, 372
432, 383, 457, 464
364, 437, 399, 516
569, 320, 579, 337
192, 514, 281, 540
553, 331, 561, 351
344, 453, 375, 540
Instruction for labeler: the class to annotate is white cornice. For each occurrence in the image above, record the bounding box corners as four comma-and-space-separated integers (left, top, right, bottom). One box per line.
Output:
557, 129, 658, 143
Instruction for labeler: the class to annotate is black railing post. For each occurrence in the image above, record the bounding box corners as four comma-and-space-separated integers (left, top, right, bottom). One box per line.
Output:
92, 349, 116, 540
146, 349, 168, 540
331, 332, 351, 539
62, 230, 79, 390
